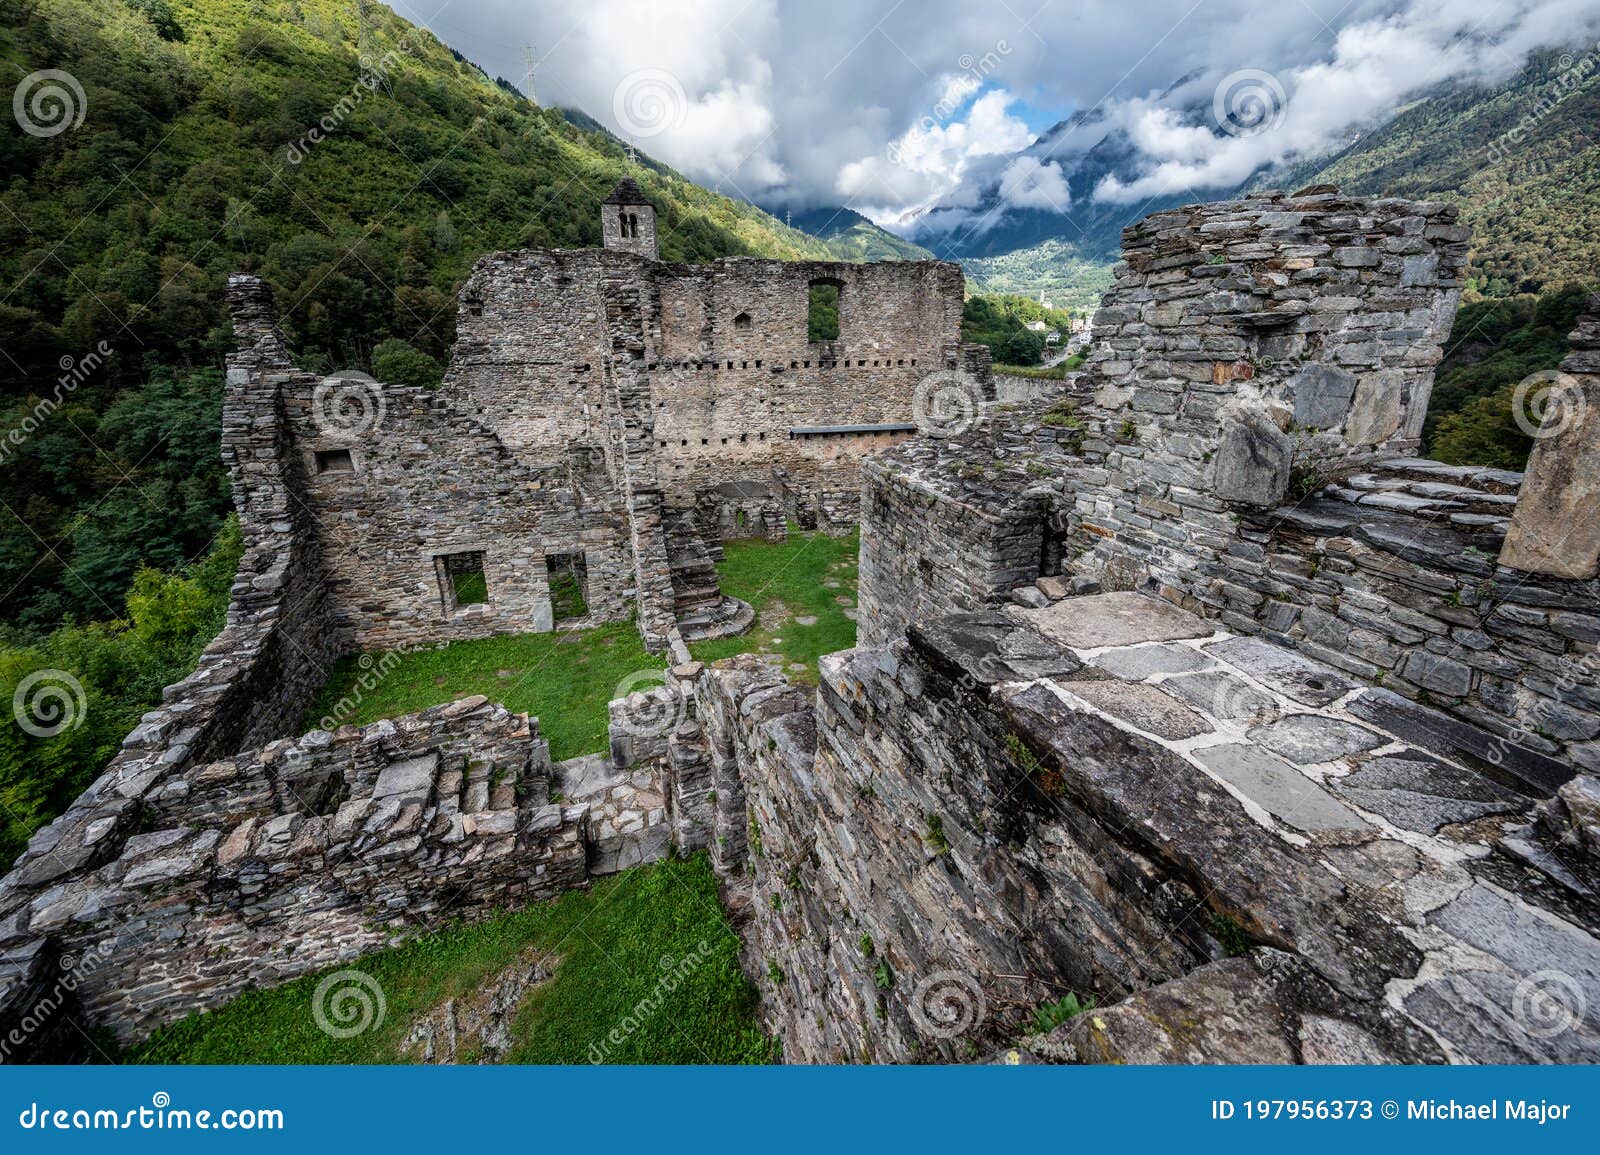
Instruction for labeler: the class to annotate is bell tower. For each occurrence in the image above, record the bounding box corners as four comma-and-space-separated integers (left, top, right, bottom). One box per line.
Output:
601, 178, 658, 259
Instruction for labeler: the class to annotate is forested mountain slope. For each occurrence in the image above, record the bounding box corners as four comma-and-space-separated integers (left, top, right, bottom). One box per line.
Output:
0, 0, 839, 636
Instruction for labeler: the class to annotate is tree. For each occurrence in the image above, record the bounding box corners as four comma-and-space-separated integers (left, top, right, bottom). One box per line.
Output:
372, 338, 443, 389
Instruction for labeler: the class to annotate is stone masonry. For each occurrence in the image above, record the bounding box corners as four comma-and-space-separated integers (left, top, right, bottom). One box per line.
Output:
5, 187, 1598, 1066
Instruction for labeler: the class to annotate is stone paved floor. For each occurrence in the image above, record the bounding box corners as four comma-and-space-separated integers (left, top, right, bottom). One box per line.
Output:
552, 754, 669, 875
1008, 593, 1600, 1062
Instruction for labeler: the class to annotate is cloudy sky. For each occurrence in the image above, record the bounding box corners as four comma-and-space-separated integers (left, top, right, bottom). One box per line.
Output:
384, 0, 1600, 237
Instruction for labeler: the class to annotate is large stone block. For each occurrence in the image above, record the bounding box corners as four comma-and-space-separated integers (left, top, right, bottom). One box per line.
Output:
1344, 369, 1404, 445
1290, 364, 1357, 429
1499, 374, 1600, 578
1213, 409, 1292, 506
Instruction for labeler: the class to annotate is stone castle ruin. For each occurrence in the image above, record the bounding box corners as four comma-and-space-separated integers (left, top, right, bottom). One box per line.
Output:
3, 185, 1598, 1064
254, 177, 990, 656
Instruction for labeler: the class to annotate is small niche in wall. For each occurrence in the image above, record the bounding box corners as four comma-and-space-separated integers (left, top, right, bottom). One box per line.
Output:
314, 448, 354, 474
734, 311, 753, 330
437, 551, 488, 614
546, 552, 589, 622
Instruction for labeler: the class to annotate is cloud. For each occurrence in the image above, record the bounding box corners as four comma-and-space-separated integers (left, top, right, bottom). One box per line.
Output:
381, 0, 1600, 228
1091, 1, 1600, 204
998, 157, 1070, 211
836, 89, 1035, 224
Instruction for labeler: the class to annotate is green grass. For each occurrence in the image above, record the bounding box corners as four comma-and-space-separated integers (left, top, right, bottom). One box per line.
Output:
689, 530, 860, 684
309, 530, 859, 757
449, 569, 488, 606
129, 853, 773, 1065
305, 618, 664, 761
1027, 992, 1096, 1036
994, 357, 1080, 379
548, 570, 588, 621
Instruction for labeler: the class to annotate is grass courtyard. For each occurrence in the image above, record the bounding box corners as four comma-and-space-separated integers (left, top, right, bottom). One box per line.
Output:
305, 529, 859, 760
130, 854, 771, 1065
137, 537, 858, 1064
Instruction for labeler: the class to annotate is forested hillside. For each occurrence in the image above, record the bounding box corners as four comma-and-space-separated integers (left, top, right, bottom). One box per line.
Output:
0, 0, 840, 639
0, 0, 847, 865
787, 206, 933, 262
1266, 48, 1600, 298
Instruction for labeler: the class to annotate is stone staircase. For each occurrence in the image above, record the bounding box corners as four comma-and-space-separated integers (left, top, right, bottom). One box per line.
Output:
664, 510, 755, 641
1319, 457, 1523, 538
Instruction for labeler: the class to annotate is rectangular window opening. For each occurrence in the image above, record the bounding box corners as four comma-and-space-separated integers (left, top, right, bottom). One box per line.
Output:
547, 552, 589, 621
437, 551, 488, 613
315, 448, 354, 474
807, 280, 840, 341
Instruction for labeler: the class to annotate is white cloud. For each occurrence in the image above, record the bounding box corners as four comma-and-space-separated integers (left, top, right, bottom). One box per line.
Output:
383, 0, 1600, 226
998, 156, 1071, 211
1094, 1, 1600, 203
836, 89, 1035, 223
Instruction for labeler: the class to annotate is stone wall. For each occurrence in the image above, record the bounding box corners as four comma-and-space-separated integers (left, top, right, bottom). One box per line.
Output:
1, 671, 735, 1053
442, 248, 982, 520
1215, 459, 1599, 776
696, 190, 1598, 1064
1066, 186, 1470, 593
15, 699, 585, 1043
701, 599, 1598, 1064
291, 372, 634, 650
1, 276, 340, 961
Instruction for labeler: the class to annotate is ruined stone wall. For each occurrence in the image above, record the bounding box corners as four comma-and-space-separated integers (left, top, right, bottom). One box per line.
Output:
857, 419, 1082, 648
441, 249, 977, 522
1208, 461, 1600, 775
1, 668, 723, 1056
0, 279, 340, 901
442, 249, 614, 465
1067, 187, 1470, 594
696, 597, 1598, 1064
289, 375, 634, 650
22, 700, 584, 1044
